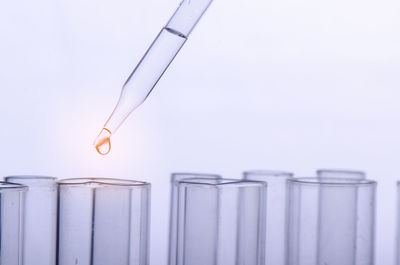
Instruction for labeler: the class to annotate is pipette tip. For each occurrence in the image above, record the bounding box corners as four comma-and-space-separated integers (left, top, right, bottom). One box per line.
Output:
94, 128, 112, 155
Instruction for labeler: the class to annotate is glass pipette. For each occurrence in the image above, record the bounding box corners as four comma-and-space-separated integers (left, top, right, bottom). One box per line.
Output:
94, 0, 214, 155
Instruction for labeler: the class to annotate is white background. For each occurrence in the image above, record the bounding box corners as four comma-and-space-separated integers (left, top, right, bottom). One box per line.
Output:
1, 0, 399, 263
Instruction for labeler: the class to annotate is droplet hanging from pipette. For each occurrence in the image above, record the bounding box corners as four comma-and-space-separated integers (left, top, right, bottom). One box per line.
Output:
94, 128, 112, 155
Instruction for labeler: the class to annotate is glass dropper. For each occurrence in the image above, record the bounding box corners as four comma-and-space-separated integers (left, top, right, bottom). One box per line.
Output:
94, 0, 214, 155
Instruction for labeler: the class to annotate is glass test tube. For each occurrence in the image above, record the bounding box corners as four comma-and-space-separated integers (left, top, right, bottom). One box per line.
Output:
396, 181, 400, 265
95, 0, 215, 154
57, 178, 151, 265
168, 173, 221, 265
172, 177, 267, 265
287, 177, 376, 265
4, 176, 58, 265
243, 170, 293, 265
316, 167, 368, 265
0, 182, 26, 265
317, 169, 366, 179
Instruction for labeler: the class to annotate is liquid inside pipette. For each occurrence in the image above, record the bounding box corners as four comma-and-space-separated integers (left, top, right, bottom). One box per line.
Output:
94, 128, 112, 155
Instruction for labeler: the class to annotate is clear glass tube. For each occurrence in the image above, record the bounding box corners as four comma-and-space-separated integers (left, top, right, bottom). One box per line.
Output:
396, 181, 400, 265
94, 0, 214, 155
243, 170, 293, 265
172, 177, 267, 265
4, 176, 58, 265
316, 168, 368, 265
287, 177, 376, 265
316, 169, 366, 179
168, 173, 221, 265
57, 178, 151, 265
0, 181, 26, 265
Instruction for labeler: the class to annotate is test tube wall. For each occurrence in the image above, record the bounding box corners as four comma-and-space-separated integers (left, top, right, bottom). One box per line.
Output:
243, 170, 293, 265
168, 173, 221, 265
5, 176, 58, 265
287, 177, 376, 265
57, 178, 151, 265
172, 177, 267, 265
0, 182, 26, 265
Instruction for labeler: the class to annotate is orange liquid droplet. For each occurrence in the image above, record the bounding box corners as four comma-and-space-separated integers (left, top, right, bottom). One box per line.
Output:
94, 128, 112, 155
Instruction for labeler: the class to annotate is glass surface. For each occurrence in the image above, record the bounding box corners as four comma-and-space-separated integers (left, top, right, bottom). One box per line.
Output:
172, 177, 267, 265
287, 177, 376, 265
57, 178, 151, 265
243, 170, 293, 265
4, 176, 57, 265
0, 182, 26, 265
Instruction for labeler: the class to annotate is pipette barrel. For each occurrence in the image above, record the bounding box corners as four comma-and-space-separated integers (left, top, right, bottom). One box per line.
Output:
166, 0, 214, 37
104, 28, 187, 133
102, 0, 213, 135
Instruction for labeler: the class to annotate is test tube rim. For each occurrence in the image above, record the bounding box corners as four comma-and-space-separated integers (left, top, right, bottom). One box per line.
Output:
171, 172, 221, 183
5, 175, 57, 182
58, 177, 150, 188
288, 177, 376, 187
0, 181, 28, 191
178, 177, 267, 188
243, 170, 294, 178
316, 169, 366, 176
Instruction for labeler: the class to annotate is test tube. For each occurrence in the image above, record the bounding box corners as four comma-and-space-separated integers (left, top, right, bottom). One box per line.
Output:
243, 170, 293, 265
316, 168, 367, 263
287, 177, 376, 265
317, 169, 366, 179
4, 176, 57, 265
172, 177, 267, 265
57, 178, 151, 265
94, 0, 215, 154
396, 181, 400, 265
168, 173, 221, 265
0, 181, 26, 265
